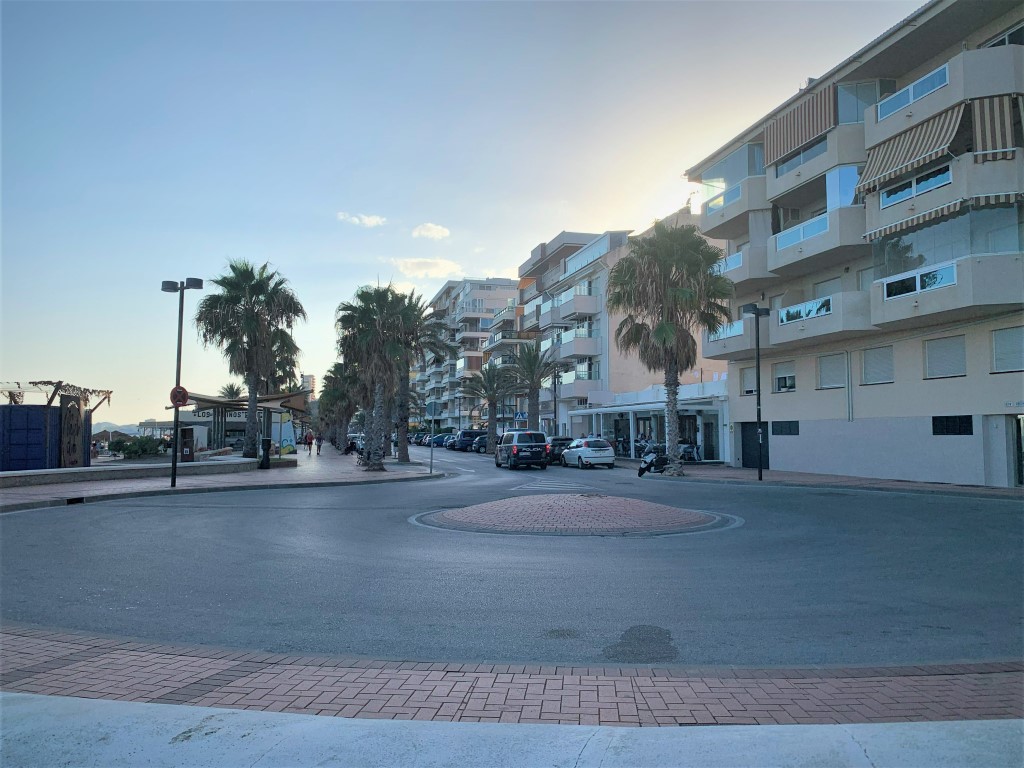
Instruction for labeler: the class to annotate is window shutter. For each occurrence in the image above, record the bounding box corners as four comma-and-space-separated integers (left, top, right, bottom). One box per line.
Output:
925, 335, 966, 378
818, 353, 846, 388
993, 326, 1024, 372
862, 346, 894, 384
773, 361, 796, 392
741, 367, 756, 395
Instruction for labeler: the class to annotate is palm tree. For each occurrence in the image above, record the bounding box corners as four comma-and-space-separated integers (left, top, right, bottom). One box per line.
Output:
507, 339, 561, 431
606, 221, 731, 472
264, 328, 301, 395
194, 260, 307, 459
336, 285, 406, 471
218, 382, 243, 400
318, 361, 360, 447
393, 292, 457, 463
461, 363, 514, 454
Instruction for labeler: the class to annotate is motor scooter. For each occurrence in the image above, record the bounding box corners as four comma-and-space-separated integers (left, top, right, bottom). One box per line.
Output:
637, 448, 669, 477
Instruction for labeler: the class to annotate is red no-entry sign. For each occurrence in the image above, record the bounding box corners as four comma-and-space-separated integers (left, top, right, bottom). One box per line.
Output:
169, 386, 189, 408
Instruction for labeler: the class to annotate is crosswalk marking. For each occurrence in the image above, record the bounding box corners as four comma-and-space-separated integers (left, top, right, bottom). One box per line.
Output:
511, 479, 596, 492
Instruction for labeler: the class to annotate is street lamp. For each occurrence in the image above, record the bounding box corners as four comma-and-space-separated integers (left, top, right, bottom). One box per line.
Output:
740, 303, 771, 481
162, 277, 204, 488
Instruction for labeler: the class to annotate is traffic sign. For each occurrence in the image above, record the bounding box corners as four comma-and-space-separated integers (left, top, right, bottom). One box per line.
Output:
170, 386, 189, 408
514, 411, 528, 420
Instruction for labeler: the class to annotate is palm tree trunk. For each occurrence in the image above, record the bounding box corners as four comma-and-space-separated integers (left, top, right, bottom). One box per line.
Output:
663, 356, 684, 475
365, 383, 387, 471
487, 399, 498, 453
243, 372, 260, 459
396, 361, 411, 463
528, 389, 540, 431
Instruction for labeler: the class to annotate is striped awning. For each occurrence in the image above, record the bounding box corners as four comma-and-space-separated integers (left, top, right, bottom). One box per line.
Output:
863, 200, 963, 242
970, 192, 1023, 207
973, 95, 1017, 163
856, 103, 965, 194
764, 86, 837, 167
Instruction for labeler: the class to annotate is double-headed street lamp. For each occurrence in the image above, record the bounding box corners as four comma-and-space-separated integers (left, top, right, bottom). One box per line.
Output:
162, 278, 204, 488
741, 303, 771, 481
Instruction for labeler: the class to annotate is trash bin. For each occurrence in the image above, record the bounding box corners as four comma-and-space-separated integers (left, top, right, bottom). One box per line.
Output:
260, 438, 272, 469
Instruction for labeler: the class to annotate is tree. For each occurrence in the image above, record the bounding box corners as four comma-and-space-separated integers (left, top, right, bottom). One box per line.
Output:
461, 363, 515, 454
264, 328, 301, 395
507, 339, 561, 431
318, 362, 360, 447
195, 260, 307, 459
606, 221, 731, 472
336, 285, 406, 471
393, 291, 457, 463
218, 382, 243, 400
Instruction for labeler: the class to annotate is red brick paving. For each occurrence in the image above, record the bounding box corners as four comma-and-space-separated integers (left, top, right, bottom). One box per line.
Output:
2, 625, 1020, 727
424, 495, 718, 535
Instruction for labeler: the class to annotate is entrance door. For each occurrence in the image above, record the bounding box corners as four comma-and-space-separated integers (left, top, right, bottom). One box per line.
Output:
678, 414, 698, 444
740, 422, 769, 469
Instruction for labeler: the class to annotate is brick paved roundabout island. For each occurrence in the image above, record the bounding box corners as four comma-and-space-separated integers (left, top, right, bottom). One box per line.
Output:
1, 458, 1021, 730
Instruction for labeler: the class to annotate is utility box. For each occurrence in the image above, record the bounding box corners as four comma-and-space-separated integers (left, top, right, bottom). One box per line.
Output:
180, 427, 195, 463
260, 438, 272, 469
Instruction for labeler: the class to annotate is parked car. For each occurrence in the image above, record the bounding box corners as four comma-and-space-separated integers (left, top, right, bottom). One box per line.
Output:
428, 434, 450, 447
454, 429, 487, 451
545, 436, 573, 465
409, 432, 424, 445
495, 430, 549, 470
471, 434, 489, 454
444, 435, 458, 449
561, 438, 615, 469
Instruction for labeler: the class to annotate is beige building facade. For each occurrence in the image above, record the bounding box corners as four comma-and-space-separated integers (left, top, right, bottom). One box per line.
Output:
687, 0, 1024, 486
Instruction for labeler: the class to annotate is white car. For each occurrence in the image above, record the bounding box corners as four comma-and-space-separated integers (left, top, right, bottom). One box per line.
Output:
561, 438, 615, 469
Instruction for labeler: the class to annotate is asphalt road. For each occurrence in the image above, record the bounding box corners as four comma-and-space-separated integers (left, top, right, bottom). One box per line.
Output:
2, 446, 1021, 667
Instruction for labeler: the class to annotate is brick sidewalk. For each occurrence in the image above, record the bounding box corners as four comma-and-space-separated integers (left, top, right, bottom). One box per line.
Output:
2, 625, 1019, 727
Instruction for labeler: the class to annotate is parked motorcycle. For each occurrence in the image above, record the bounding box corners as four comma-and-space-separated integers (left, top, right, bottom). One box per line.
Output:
637, 449, 669, 477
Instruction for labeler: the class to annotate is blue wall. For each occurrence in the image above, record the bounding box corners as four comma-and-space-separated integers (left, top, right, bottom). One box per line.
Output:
0, 405, 91, 471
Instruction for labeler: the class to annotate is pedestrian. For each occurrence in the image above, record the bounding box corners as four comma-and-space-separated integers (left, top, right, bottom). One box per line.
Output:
305, 430, 314, 455
315, 433, 324, 455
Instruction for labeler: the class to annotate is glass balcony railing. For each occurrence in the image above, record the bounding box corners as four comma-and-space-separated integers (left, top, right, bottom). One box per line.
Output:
560, 368, 600, 385
775, 213, 829, 251
713, 252, 743, 275
557, 284, 594, 304
559, 327, 598, 345
877, 64, 948, 121
564, 234, 611, 278
539, 337, 554, 353
705, 183, 742, 214
707, 319, 744, 342
883, 262, 956, 300
778, 296, 833, 325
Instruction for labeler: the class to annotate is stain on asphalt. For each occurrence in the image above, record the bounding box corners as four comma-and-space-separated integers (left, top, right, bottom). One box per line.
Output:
602, 625, 679, 663
545, 628, 579, 639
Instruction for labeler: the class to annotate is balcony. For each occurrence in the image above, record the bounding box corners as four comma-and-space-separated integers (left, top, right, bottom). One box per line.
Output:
871, 254, 1024, 330
768, 206, 869, 276
539, 297, 562, 328
703, 316, 772, 361
558, 329, 602, 358
865, 46, 1024, 149
558, 290, 601, 319
771, 291, 875, 348
699, 175, 768, 240
481, 329, 536, 352
768, 124, 867, 200
713, 245, 775, 290
556, 370, 602, 400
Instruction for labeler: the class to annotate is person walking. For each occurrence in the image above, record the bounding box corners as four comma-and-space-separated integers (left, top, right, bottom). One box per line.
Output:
315, 433, 323, 456
305, 430, 314, 455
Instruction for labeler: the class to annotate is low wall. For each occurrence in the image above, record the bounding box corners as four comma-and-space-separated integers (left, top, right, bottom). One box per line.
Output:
0, 458, 259, 488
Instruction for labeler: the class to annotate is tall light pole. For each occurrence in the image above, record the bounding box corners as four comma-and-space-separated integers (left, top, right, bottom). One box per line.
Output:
741, 303, 771, 481
162, 278, 204, 487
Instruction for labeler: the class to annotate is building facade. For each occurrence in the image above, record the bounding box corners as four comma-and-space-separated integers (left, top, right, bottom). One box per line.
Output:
686, 0, 1024, 486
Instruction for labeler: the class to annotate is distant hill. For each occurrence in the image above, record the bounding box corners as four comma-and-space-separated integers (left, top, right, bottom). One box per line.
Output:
92, 422, 141, 437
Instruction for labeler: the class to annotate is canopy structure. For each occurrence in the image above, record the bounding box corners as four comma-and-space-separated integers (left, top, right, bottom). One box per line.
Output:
0, 380, 112, 412
163, 391, 311, 450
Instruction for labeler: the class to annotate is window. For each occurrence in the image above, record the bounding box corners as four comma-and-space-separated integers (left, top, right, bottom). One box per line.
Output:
773, 361, 796, 392
740, 367, 757, 395
775, 137, 827, 177
818, 353, 846, 389
924, 335, 966, 379
984, 22, 1024, 47
825, 165, 864, 210
880, 165, 951, 208
932, 416, 973, 435
771, 421, 800, 436
857, 267, 874, 293
838, 81, 880, 124
701, 143, 766, 208
862, 346, 894, 385
877, 64, 948, 121
814, 277, 842, 299
993, 326, 1024, 373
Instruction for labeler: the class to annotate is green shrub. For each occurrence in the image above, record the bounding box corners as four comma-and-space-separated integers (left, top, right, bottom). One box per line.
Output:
121, 436, 165, 459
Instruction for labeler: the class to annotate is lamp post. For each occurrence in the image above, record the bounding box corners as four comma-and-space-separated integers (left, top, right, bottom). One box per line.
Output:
162, 278, 204, 487
741, 303, 771, 481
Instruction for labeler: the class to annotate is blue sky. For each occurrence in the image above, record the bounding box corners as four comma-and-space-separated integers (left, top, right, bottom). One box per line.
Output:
2, 0, 919, 424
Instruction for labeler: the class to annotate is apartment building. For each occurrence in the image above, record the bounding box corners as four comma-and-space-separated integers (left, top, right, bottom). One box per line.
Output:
419, 277, 518, 431
492, 213, 730, 458
686, 0, 1024, 486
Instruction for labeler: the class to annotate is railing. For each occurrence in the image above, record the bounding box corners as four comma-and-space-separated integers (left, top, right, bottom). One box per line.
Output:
564, 234, 611, 278
557, 284, 594, 304
877, 63, 948, 121
883, 262, 957, 300
775, 212, 829, 250
539, 337, 554, 353
778, 296, 833, 325
707, 319, 744, 341
540, 296, 561, 314
704, 183, 742, 214
559, 327, 598, 345
485, 329, 525, 346
713, 252, 743, 275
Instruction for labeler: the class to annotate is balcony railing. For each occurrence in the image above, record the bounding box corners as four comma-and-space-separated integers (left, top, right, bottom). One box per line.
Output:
707, 319, 744, 341
877, 64, 948, 121
564, 234, 611, 278
560, 368, 600, 385
778, 296, 833, 325
775, 213, 829, 251
704, 182, 742, 214
882, 262, 956, 301
559, 328, 598, 345
540, 337, 554, 353
713, 252, 743, 275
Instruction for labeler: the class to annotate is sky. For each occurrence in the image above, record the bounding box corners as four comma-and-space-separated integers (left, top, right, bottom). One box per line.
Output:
1, 0, 920, 426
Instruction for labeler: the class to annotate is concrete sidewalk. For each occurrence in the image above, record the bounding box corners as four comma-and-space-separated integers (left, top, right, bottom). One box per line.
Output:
2, 692, 1020, 767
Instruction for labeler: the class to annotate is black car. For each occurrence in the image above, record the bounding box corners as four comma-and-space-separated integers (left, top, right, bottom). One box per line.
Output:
495, 431, 549, 470
545, 436, 573, 464
454, 429, 487, 451
471, 434, 489, 453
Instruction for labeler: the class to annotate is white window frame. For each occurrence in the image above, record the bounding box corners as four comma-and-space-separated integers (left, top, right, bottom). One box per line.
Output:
883, 261, 957, 301
992, 326, 1024, 373
877, 64, 949, 121
924, 335, 967, 380
880, 164, 951, 209
983, 21, 1024, 48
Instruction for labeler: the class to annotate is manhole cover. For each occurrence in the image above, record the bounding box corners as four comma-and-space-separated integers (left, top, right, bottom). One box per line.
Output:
413, 495, 739, 536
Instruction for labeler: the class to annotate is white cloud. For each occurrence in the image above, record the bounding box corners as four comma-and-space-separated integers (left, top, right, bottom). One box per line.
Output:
337, 212, 386, 228
472, 246, 485, 254
390, 258, 465, 279
411, 222, 450, 240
